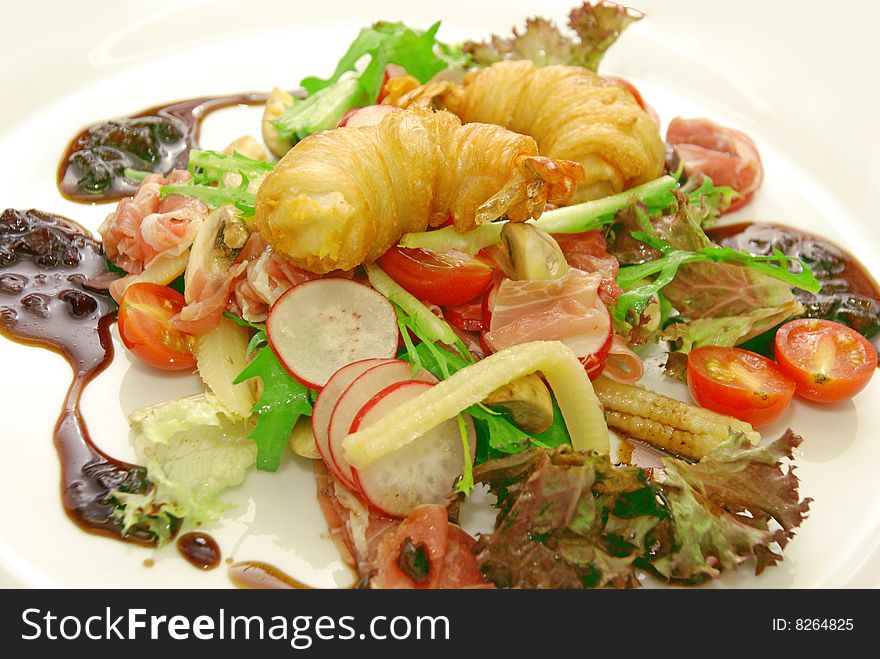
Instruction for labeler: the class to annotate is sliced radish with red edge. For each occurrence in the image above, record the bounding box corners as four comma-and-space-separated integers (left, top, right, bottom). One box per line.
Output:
350, 380, 476, 518
267, 279, 398, 390
312, 358, 391, 481
328, 360, 437, 489
560, 304, 613, 380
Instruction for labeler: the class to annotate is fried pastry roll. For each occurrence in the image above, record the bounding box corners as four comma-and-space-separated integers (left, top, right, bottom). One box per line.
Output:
254, 107, 584, 273
385, 60, 665, 203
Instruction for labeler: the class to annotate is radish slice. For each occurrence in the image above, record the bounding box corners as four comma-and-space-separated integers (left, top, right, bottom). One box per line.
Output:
328, 360, 437, 489
313, 358, 391, 480
559, 304, 613, 380
350, 380, 476, 518
267, 279, 399, 389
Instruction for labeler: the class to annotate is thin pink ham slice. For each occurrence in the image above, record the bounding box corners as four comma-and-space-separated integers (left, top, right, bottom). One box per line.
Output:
99, 170, 207, 275
667, 117, 763, 212
486, 269, 606, 352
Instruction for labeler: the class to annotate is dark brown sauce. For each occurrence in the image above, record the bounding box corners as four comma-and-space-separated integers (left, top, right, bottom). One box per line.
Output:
177, 532, 221, 570
227, 561, 313, 589
58, 93, 268, 204
707, 222, 880, 348
0, 208, 163, 543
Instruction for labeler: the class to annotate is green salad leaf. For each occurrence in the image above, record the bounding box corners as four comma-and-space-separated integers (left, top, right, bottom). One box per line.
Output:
463, 1, 643, 72
302, 21, 456, 97
159, 149, 275, 217
612, 231, 822, 327
661, 300, 804, 353
234, 344, 313, 471
473, 430, 810, 588
114, 393, 257, 536
274, 21, 463, 142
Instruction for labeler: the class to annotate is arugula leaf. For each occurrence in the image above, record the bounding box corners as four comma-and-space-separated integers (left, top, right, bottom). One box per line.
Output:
612, 231, 822, 326
463, 1, 643, 72
274, 21, 461, 142
159, 149, 275, 217
303, 21, 453, 97
271, 79, 365, 142
189, 149, 275, 182
234, 345, 313, 471
123, 168, 152, 183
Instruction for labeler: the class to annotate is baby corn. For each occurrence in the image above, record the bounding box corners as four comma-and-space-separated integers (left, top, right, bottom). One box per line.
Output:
593, 376, 759, 460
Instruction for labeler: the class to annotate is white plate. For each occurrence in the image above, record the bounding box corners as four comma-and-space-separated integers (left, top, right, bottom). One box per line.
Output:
1, 0, 878, 588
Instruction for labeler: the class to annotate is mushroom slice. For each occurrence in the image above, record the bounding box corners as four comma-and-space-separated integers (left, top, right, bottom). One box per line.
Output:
483, 373, 554, 434
184, 205, 249, 304
493, 223, 569, 281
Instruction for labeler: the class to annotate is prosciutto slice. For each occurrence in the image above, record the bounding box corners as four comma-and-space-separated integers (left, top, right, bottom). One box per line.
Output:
99, 170, 207, 275
314, 461, 399, 578
553, 231, 622, 305
228, 233, 321, 323
486, 269, 606, 352
666, 117, 763, 211
172, 232, 321, 334
601, 334, 644, 384
314, 462, 490, 588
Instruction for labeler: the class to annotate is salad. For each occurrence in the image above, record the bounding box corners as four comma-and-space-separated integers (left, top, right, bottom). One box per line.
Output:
1, 1, 877, 588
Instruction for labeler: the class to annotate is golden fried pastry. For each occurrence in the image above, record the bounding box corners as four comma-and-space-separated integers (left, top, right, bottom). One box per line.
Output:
385, 60, 665, 203
254, 107, 584, 273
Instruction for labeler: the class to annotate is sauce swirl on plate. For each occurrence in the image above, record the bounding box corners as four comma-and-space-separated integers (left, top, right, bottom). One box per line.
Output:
58, 93, 268, 204
0, 208, 165, 543
709, 222, 880, 348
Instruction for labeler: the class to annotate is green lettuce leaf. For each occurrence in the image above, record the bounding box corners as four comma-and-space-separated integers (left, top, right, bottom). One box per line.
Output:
274, 21, 462, 142
664, 262, 796, 320
652, 431, 811, 582
271, 78, 365, 143
234, 345, 313, 472
302, 21, 455, 97
463, 1, 643, 72
661, 300, 804, 353
612, 230, 821, 328
121, 393, 257, 527
473, 431, 810, 588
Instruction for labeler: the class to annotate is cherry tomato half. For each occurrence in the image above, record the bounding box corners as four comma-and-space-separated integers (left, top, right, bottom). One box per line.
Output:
118, 282, 196, 371
603, 75, 647, 111
774, 319, 877, 403
686, 346, 795, 428
377, 246, 494, 306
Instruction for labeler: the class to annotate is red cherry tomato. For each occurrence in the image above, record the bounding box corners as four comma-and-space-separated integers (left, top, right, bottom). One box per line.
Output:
377, 247, 494, 306
604, 75, 647, 110
118, 282, 196, 371
604, 75, 660, 129
444, 299, 486, 332
686, 346, 795, 428
774, 319, 877, 403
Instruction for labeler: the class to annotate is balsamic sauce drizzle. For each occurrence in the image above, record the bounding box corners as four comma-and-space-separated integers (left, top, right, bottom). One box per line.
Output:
177, 532, 221, 570
58, 93, 268, 203
0, 209, 160, 543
